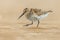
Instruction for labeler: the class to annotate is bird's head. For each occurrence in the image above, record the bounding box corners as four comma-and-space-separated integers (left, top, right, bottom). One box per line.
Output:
23, 8, 29, 12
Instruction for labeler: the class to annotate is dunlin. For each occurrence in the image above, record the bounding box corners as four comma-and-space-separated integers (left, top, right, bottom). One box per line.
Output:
18, 8, 53, 27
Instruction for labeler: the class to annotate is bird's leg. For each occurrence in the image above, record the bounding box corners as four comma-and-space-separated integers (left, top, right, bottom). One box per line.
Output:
24, 21, 33, 26
37, 20, 40, 28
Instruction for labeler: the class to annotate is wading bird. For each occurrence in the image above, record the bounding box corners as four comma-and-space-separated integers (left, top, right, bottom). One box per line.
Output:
18, 8, 53, 27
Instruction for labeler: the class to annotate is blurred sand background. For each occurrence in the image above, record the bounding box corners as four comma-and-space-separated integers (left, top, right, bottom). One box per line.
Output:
0, 0, 60, 40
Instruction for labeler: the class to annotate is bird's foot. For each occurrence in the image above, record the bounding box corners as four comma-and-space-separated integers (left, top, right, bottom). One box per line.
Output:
24, 24, 29, 26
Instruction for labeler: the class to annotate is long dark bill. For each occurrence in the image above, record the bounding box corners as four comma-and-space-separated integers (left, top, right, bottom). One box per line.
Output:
17, 11, 26, 20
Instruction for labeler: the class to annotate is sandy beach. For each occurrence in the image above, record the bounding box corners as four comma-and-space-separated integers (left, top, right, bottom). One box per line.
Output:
0, 0, 60, 40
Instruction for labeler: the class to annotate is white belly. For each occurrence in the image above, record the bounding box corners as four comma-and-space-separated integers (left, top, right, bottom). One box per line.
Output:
35, 13, 49, 20
26, 13, 49, 21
